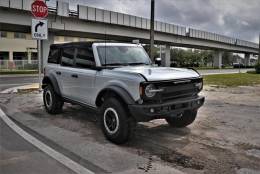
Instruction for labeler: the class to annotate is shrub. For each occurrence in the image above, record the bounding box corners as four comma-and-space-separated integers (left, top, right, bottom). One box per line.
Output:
255, 63, 260, 74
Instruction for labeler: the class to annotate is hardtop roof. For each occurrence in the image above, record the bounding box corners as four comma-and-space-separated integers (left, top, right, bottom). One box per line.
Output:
50, 41, 138, 49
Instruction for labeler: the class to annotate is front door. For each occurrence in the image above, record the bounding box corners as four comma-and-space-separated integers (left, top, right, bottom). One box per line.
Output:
71, 46, 97, 105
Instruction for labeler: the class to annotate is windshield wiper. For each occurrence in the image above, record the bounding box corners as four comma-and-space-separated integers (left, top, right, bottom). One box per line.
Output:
128, 62, 150, 66
104, 63, 130, 66
104, 62, 150, 66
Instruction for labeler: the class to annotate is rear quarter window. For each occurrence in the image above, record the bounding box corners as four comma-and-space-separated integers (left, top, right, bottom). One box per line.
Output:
48, 48, 60, 64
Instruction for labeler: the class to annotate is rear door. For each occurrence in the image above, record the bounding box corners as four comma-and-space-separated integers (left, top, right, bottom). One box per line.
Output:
59, 46, 77, 100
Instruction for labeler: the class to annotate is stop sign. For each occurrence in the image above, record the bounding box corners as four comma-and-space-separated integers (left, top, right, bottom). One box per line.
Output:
31, 0, 48, 18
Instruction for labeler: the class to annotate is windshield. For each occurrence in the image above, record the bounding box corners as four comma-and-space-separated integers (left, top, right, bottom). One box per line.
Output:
97, 46, 151, 66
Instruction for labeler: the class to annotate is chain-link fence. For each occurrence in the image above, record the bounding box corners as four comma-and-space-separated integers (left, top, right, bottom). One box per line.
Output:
0, 60, 38, 70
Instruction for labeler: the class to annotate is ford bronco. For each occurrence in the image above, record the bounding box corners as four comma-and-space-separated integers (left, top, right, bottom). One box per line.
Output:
42, 42, 205, 144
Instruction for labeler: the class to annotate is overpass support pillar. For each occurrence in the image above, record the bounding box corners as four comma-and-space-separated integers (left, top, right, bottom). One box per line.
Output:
162, 45, 171, 67
42, 33, 54, 68
244, 53, 250, 66
9, 51, 13, 61
213, 51, 223, 69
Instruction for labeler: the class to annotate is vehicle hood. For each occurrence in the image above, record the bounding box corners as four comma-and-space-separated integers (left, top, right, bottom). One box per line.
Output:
112, 66, 200, 81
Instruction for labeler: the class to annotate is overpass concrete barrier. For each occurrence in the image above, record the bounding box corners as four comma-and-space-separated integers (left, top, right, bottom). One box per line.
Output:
77, 3, 187, 36
0, 0, 258, 53
0, 0, 34, 11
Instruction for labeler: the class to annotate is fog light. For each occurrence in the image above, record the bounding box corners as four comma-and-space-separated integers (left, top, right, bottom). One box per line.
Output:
150, 108, 155, 113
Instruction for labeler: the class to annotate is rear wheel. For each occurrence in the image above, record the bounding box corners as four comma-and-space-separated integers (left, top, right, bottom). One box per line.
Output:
43, 84, 64, 114
101, 98, 136, 144
165, 110, 197, 128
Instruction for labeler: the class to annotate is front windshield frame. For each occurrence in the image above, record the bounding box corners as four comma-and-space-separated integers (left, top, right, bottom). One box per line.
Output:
96, 45, 152, 66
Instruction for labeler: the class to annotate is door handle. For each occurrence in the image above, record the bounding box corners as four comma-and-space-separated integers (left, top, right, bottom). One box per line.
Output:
71, 74, 78, 78
56, 71, 61, 75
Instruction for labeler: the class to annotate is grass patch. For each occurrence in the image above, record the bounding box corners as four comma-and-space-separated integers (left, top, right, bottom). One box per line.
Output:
0, 70, 38, 75
204, 73, 260, 87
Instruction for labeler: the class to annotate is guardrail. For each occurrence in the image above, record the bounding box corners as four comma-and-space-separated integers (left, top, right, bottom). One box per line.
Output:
0, 60, 38, 70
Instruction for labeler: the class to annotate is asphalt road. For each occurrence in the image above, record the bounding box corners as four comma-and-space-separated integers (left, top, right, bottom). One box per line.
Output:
0, 76, 76, 174
0, 119, 75, 174
0, 75, 38, 91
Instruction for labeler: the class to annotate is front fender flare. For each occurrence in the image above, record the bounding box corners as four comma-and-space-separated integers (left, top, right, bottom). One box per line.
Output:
96, 85, 136, 106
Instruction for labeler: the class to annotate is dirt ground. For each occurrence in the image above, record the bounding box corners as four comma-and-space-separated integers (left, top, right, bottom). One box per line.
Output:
1, 85, 260, 174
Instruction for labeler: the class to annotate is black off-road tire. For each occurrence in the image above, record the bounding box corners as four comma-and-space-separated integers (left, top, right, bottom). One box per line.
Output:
165, 110, 197, 128
43, 84, 64, 114
101, 98, 136, 144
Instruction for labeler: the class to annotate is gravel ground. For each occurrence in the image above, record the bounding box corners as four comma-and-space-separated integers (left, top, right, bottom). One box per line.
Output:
1, 85, 260, 174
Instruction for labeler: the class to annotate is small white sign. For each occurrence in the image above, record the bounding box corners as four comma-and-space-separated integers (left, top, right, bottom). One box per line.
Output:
31, 19, 48, 40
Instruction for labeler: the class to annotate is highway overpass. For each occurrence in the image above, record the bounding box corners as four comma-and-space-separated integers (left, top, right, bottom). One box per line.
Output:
0, 0, 259, 68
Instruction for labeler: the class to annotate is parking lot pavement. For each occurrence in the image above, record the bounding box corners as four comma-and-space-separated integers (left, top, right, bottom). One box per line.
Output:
0, 85, 260, 174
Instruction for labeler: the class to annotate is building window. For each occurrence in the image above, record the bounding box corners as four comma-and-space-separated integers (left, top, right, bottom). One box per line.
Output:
0, 31, 7, 38
14, 32, 26, 39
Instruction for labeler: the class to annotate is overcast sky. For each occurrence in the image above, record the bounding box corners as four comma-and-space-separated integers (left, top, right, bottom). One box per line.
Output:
47, 0, 260, 43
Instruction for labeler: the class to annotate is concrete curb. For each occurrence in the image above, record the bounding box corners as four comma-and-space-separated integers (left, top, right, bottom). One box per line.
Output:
0, 74, 39, 78
0, 83, 39, 94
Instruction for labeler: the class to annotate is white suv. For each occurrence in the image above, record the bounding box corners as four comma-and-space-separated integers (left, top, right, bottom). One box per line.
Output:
42, 42, 205, 144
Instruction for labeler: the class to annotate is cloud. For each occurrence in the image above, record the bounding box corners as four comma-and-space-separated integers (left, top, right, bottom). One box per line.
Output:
47, 0, 259, 43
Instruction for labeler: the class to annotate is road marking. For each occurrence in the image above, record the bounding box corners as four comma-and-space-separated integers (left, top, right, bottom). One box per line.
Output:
0, 108, 95, 174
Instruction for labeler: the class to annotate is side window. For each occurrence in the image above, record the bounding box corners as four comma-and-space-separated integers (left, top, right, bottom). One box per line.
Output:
61, 48, 75, 67
48, 48, 60, 64
75, 47, 95, 69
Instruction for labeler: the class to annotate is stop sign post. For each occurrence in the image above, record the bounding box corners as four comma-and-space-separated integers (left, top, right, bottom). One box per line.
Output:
31, 0, 48, 18
31, 0, 48, 90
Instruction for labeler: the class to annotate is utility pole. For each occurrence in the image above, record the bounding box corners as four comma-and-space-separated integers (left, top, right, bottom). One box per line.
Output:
150, 0, 155, 61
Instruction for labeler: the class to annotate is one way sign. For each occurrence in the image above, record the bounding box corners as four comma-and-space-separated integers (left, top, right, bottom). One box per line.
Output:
31, 19, 48, 40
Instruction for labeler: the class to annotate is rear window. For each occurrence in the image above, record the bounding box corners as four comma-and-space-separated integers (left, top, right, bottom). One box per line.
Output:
48, 47, 60, 64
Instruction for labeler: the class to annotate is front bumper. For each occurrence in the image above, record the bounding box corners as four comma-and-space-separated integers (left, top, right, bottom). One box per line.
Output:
128, 96, 205, 122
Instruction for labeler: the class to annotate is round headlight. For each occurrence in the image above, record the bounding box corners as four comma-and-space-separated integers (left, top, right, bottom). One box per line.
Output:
195, 82, 203, 91
145, 84, 156, 98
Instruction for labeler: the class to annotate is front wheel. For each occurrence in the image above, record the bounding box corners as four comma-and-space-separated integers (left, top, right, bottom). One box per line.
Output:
101, 98, 136, 144
165, 110, 197, 128
43, 85, 64, 114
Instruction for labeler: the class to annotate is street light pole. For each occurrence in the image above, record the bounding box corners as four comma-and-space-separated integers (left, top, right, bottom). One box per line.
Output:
150, 0, 155, 61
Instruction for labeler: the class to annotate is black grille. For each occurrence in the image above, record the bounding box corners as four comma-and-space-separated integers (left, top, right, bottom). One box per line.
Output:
150, 78, 202, 103
160, 83, 198, 102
